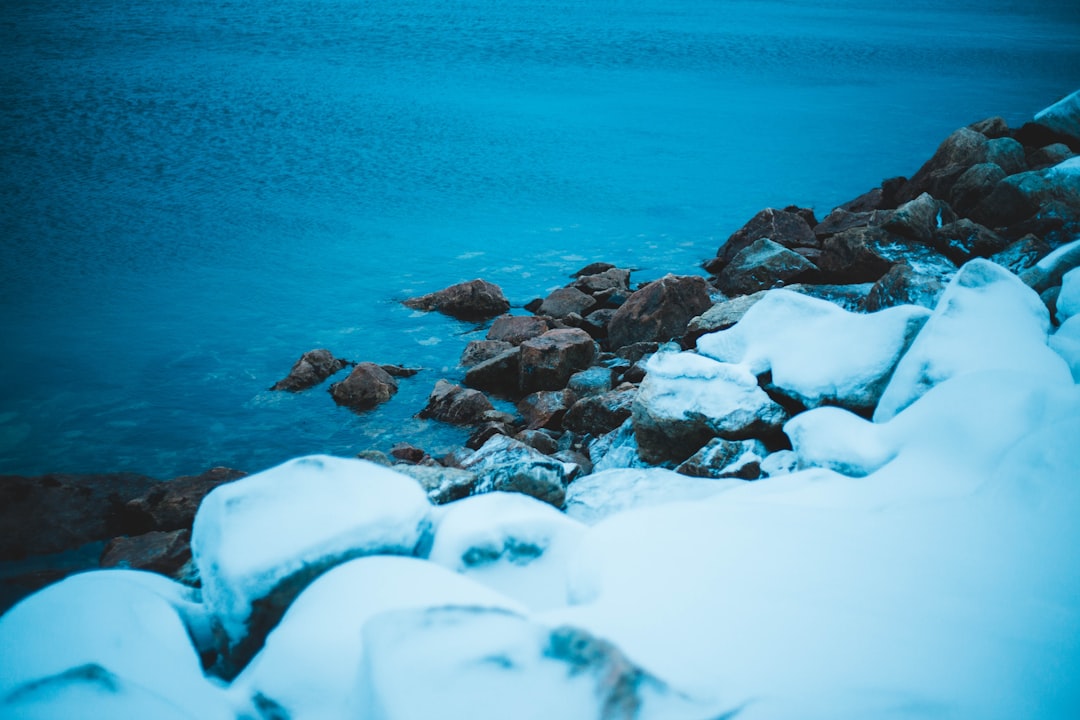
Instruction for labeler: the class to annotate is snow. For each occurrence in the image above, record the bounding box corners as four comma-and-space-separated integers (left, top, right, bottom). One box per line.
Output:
190, 455, 431, 651
1050, 315, 1080, 382
874, 259, 1072, 421
1057, 266, 1080, 324
0, 570, 232, 719
231, 556, 521, 720
1045, 155, 1080, 178
697, 288, 930, 411
564, 467, 743, 525
426, 492, 586, 611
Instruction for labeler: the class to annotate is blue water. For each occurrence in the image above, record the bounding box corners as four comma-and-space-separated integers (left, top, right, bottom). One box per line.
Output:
2, 0, 1078, 478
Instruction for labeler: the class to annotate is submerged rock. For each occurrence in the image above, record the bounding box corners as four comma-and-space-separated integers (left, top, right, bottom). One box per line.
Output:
270, 349, 349, 392
403, 279, 510, 320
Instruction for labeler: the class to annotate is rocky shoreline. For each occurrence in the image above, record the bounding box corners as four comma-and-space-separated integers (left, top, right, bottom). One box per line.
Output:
2, 91, 1080, 717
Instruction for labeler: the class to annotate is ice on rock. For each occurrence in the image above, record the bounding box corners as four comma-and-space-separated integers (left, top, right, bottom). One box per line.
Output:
697, 288, 930, 411
190, 455, 431, 666
565, 467, 743, 525
231, 556, 521, 720
874, 259, 1072, 421
588, 418, 650, 472
1057, 266, 1080, 324
0, 570, 233, 719
427, 492, 586, 611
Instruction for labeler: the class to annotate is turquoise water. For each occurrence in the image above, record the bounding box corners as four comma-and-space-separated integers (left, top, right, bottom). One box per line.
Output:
2, 0, 1078, 477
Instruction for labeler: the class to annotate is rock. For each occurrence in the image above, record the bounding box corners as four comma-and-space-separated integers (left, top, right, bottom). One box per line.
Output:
270, 349, 349, 391
566, 366, 614, 397
463, 346, 521, 396
328, 362, 398, 411
675, 438, 767, 479
403, 279, 510, 320
933, 218, 1009, 264
837, 187, 886, 213
815, 226, 910, 283
587, 419, 650, 473
874, 259, 1073, 421
712, 207, 819, 268
971, 157, 1080, 228
783, 283, 874, 312
563, 385, 637, 436
697, 289, 931, 413
715, 238, 819, 296
614, 341, 659, 365
579, 308, 617, 339
986, 137, 1027, 175
606, 274, 712, 350
465, 420, 513, 451
418, 380, 494, 425
969, 116, 1010, 139
685, 292, 769, 342
1027, 143, 1074, 171
121, 467, 247, 535
898, 126, 989, 202
947, 162, 1007, 217
486, 315, 551, 345
1050, 315, 1080, 382
864, 263, 951, 312
631, 351, 787, 464
0, 471, 160, 561
812, 208, 881, 238
390, 464, 478, 505
460, 339, 513, 367
99, 529, 192, 576
553, 449, 592, 479
760, 449, 799, 477
571, 261, 616, 278
517, 390, 575, 431
515, 429, 560, 455
536, 287, 596, 319
881, 192, 957, 244
460, 435, 568, 508
990, 235, 1052, 275
572, 267, 631, 296
1020, 239, 1080, 297
389, 443, 429, 464
519, 328, 597, 394
1031, 89, 1080, 149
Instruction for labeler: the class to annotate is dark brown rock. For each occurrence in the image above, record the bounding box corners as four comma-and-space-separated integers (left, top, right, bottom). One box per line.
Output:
270, 349, 349, 392
466, 421, 513, 450
390, 443, 429, 464
121, 467, 246, 535
816, 226, 902, 283
607, 274, 712, 350
418, 380, 495, 425
947, 163, 1007, 217
580, 308, 617, 339
881, 193, 957, 244
863, 263, 952, 312
675, 438, 767, 480
812, 208, 892, 238
379, 364, 421, 378
519, 328, 597, 394
514, 429, 560, 455
898, 126, 989, 203
969, 116, 1010, 139
715, 238, 819, 296
403, 279, 510, 320
517, 390, 575, 431
536, 287, 597, 319
783, 205, 819, 227
932, 219, 1009, 264
714, 207, 819, 267
460, 340, 514, 367
571, 261, 616, 278
573, 268, 632, 296
486, 315, 551, 345
464, 346, 521, 396
990, 234, 1053, 275
563, 385, 637, 436
329, 362, 398, 410
99, 529, 191, 577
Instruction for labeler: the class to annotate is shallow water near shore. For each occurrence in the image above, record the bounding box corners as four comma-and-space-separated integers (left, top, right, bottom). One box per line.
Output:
1, 0, 1078, 477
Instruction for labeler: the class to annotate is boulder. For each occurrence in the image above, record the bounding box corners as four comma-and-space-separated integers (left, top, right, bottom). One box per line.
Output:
812, 208, 884, 238
684, 291, 769, 342
897, 126, 989, 202
836, 187, 886, 213
563, 385, 637, 436
815, 226, 906, 283
1019, 239, 1080, 297
99, 529, 192, 577
459, 435, 569, 508
418, 380, 494, 425
515, 429, 560, 455
932, 218, 1009, 264
863, 263, 952, 312
971, 157, 1080, 228
947, 162, 1007, 216
632, 351, 787, 465
572, 267, 631, 296
403, 279, 510, 320
712, 207, 819, 268
536, 287, 596, 319
1027, 143, 1074, 171
463, 346, 521, 396
517, 390, 575, 431
990, 235, 1052, 275
460, 339, 513, 367
389, 443, 429, 464
881, 193, 957, 244
715, 238, 819, 296
519, 328, 597, 393
328, 362, 399, 411
389, 464, 479, 505
120, 467, 247, 535
270, 349, 349, 391
571, 261, 616, 278
675, 438, 767, 480
566, 366, 614, 397
1031, 89, 1080, 149
579, 308, 617, 339
968, 116, 1010, 139
986, 137, 1027, 175
783, 282, 875, 312
486, 315, 551, 345
606, 274, 712, 350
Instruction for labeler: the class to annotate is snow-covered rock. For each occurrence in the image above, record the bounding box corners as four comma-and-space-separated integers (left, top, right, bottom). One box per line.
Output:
697, 288, 930, 412
632, 350, 787, 464
0, 571, 232, 719
190, 455, 431, 672
1050, 315, 1080, 382
1057, 266, 1080, 324
459, 434, 570, 507
588, 418, 650, 473
874, 259, 1072, 421
427, 492, 586, 611
230, 556, 521, 720
675, 437, 767, 479
564, 467, 743, 525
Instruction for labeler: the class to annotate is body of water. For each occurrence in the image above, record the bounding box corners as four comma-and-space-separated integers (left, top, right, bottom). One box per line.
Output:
2, 0, 1078, 477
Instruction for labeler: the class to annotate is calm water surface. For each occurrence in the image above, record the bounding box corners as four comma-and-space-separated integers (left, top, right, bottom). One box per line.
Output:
2, 0, 1078, 476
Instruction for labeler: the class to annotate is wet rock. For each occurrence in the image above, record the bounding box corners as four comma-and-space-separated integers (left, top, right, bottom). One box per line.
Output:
418, 380, 494, 425
563, 385, 638, 436
572, 267, 631, 296
460, 435, 569, 508
898, 126, 989, 202
517, 390, 575, 431
99, 529, 192, 577
881, 192, 957, 244
328, 362, 399, 411
121, 467, 247, 535
716, 238, 819, 296
391, 465, 478, 505
947, 162, 1007, 217
536, 287, 596, 319
614, 341, 659, 365
356, 450, 393, 466
1019, 239, 1080, 295
991, 235, 1053, 275
933, 218, 1009, 264
553, 449, 592, 479
460, 339, 514, 367
607, 274, 712, 350
712, 207, 819, 269
519, 328, 597, 393
464, 346, 521, 396
403, 279, 510, 320
270, 349, 349, 392
486, 315, 551, 345
675, 438, 767, 480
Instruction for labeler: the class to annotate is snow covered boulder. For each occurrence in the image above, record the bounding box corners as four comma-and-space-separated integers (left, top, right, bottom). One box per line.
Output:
230, 556, 521, 720
698, 289, 931, 413
459, 434, 570, 507
564, 467, 743, 525
632, 350, 787, 464
427, 492, 586, 611
190, 455, 431, 676
1050, 315, 1080, 382
1032, 88, 1080, 147
0, 570, 231, 719
1055, 265, 1080, 324
874, 259, 1072, 421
